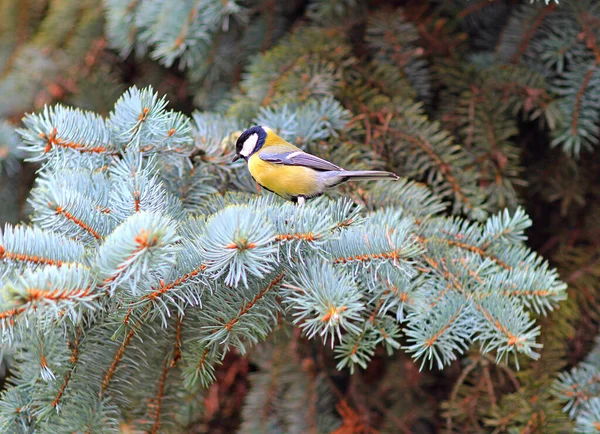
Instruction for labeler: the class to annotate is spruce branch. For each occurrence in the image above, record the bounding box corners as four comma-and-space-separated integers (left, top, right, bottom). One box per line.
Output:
181, 344, 219, 389
363, 178, 447, 220
335, 315, 402, 373
104, 0, 144, 58
404, 292, 473, 370
39, 392, 120, 434
241, 27, 352, 107
366, 9, 431, 103
199, 271, 284, 353
0, 386, 34, 433
0, 225, 86, 277
107, 86, 193, 154
95, 211, 180, 295
496, 3, 557, 64
19, 105, 118, 163
283, 260, 364, 348
574, 397, 600, 433
473, 294, 542, 369
45, 327, 82, 415
29, 175, 115, 245
2, 264, 98, 326
125, 240, 206, 328
200, 205, 278, 287
328, 210, 422, 275
380, 109, 488, 220
108, 152, 174, 221
551, 65, 600, 156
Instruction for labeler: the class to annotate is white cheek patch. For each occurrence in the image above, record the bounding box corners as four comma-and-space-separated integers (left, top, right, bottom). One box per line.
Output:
240, 133, 259, 157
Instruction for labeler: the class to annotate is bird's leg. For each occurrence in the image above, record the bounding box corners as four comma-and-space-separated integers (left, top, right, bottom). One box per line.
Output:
297, 196, 306, 207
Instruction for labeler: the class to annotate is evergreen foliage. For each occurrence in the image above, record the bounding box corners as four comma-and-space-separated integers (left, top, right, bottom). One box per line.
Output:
1, 0, 599, 432
0, 81, 566, 431
555, 337, 600, 432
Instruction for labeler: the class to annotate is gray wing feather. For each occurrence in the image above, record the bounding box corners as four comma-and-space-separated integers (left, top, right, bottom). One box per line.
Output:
259, 151, 342, 171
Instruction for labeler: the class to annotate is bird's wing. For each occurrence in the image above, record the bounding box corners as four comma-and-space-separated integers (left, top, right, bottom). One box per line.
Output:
259, 151, 342, 172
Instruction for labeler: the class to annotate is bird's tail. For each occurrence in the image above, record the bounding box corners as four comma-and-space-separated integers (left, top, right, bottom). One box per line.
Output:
341, 170, 399, 181
322, 170, 399, 188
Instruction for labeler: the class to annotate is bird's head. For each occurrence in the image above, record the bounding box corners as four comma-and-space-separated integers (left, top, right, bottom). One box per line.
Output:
232, 125, 270, 162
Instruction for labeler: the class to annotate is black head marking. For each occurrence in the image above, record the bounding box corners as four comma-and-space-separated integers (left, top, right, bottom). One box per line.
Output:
234, 126, 267, 160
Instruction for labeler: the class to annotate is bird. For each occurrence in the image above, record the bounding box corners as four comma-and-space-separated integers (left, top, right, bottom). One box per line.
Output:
232, 125, 399, 206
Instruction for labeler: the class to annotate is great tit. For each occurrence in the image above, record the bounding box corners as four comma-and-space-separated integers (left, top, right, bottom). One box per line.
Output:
232, 126, 399, 205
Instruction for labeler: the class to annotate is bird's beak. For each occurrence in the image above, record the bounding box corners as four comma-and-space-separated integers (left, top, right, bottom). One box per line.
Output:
232, 154, 241, 163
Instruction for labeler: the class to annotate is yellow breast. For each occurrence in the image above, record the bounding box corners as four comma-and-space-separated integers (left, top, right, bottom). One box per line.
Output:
247, 154, 320, 200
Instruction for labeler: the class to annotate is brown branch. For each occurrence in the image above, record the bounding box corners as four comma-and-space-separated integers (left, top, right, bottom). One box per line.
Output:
23, 286, 93, 303
419, 235, 511, 269
572, 68, 595, 137
102, 302, 158, 394
0, 1, 29, 78
349, 330, 366, 357
142, 264, 206, 301
580, 14, 600, 63
52, 329, 82, 408
388, 128, 474, 209
179, 166, 195, 202
0, 307, 26, 324
150, 317, 186, 434
331, 399, 378, 434
482, 353, 520, 390
332, 218, 355, 231
54, 205, 101, 240
369, 297, 385, 323
426, 309, 463, 348
447, 358, 480, 432
223, 272, 285, 331
133, 191, 141, 212
482, 362, 498, 410
174, 0, 201, 48
202, 30, 223, 73
102, 328, 137, 393
466, 94, 476, 148
0, 0, 30, 80
308, 374, 318, 434
0, 244, 66, 267
261, 347, 281, 425
40, 127, 114, 155
504, 288, 554, 298
150, 359, 170, 434
196, 347, 210, 377
474, 301, 524, 347
510, 4, 556, 64
415, 237, 470, 301
171, 316, 183, 368
275, 232, 320, 242
381, 27, 421, 74
334, 249, 404, 264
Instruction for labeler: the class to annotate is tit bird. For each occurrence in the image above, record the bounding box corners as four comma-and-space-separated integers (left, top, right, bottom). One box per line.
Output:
232, 126, 399, 205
